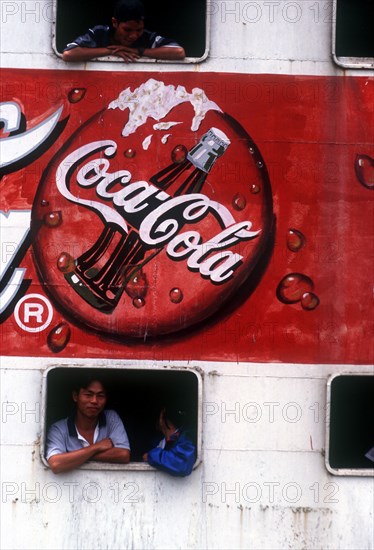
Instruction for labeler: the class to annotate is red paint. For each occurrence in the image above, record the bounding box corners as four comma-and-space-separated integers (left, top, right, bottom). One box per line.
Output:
1, 69, 373, 364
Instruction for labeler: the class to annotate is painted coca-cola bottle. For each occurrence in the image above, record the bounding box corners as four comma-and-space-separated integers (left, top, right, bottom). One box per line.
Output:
64, 127, 230, 312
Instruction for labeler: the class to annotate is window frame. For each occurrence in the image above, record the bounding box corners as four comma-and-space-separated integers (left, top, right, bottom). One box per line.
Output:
51, 0, 210, 64
40, 364, 203, 472
332, 0, 374, 69
325, 372, 374, 477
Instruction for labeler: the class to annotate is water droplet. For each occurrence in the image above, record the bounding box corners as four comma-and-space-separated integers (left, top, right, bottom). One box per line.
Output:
142, 135, 152, 150
301, 292, 320, 311
57, 252, 75, 273
250, 184, 261, 194
40, 199, 49, 207
171, 145, 188, 164
170, 288, 183, 303
256, 161, 263, 168
249, 147, 255, 155
276, 273, 314, 304
43, 211, 62, 228
68, 88, 86, 103
125, 270, 148, 299
232, 193, 246, 211
161, 134, 171, 144
287, 229, 306, 252
354, 154, 374, 190
124, 148, 136, 158
133, 297, 145, 308
47, 322, 71, 353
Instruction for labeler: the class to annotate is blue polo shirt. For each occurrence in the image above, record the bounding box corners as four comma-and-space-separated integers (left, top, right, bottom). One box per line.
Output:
46, 410, 130, 460
64, 26, 180, 52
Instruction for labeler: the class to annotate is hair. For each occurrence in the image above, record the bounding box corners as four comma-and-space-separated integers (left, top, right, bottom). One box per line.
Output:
163, 402, 188, 429
72, 373, 107, 394
113, 0, 145, 22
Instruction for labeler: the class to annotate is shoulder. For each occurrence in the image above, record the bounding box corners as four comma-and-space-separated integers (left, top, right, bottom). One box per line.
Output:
103, 410, 129, 447
174, 430, 196, 450
142, 29, 155, 40
104, 409, 120, 418
104, 410, 122, 423
64, 25, 111, 51
138, 29, 179, 48
47, 417, 68, 435
88, 25, 111, 40
90, 25, 110, 34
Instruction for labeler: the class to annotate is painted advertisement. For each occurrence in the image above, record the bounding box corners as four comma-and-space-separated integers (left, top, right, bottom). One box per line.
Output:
1, 70, 373, 363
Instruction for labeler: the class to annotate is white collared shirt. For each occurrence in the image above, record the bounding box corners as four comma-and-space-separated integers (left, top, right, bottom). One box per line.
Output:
75, 423, 100, 447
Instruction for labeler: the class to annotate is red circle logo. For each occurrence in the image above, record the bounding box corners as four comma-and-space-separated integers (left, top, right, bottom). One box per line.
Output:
32, 80, 273, 337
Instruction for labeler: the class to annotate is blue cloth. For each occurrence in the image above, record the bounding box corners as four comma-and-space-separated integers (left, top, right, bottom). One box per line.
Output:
46, 409, 130, 460
64, 25, 179, 51
147, 429, 196, 477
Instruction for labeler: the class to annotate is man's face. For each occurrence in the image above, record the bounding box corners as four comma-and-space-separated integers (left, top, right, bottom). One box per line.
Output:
73, 380, 107, 419
112, 18, 144, 46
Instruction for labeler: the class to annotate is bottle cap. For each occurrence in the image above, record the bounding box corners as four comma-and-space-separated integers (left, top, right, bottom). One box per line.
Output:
188, 127, 231, 173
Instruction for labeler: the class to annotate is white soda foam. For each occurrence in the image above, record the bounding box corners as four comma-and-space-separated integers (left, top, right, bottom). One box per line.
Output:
108, 79, 222, 137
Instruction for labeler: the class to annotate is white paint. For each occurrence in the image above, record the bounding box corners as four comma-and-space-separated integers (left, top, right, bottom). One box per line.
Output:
1, 2, 373, 549
0, 102, 22, 132
1, 1, 372, 76
153, 122, 182, 130
1, 358, 373, 549
0, 210, 31, 313
14, 294, 53, 332
0, 210, 31, 278
56, 141, 130, 232
161, 134, 171, 144
0, 105, 62, 169
142, 134, 152, 150
108, 79, 222, 136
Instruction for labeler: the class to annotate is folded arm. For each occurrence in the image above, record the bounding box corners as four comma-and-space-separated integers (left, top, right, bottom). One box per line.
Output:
48, 438, 130, 473
48, 438, 109, 473
91, 447, 130, 463
63, 45, 185, 63
137, 46, 185, 60
62, 47, 116, 62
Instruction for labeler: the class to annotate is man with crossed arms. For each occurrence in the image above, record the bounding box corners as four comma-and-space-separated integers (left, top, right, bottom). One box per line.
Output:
46, 376, 130, 473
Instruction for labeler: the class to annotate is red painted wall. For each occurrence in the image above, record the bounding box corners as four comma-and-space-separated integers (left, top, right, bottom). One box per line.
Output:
1, 70, 373, 363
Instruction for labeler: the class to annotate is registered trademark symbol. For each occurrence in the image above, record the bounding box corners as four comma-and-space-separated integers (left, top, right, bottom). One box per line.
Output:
14, 294, 53, 333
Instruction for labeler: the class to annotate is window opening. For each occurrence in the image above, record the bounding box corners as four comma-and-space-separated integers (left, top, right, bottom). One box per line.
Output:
326, 374, 374, 476
333, 0, 374, 68
54, 0, 208, 61
42, 366, 201, 470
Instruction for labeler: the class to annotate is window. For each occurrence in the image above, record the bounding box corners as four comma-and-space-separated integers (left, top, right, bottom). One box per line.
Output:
41, 366, 202, 470
332, 0, 374, 68
325, 374, 374, 476
53, 0, 208, 61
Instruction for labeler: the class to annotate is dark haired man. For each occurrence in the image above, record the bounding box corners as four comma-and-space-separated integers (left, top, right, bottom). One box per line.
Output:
46, 378, 130, 473
63, 0, 185, 63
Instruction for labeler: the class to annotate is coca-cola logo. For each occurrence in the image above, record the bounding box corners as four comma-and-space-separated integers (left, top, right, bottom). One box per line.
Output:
31, 79, 274, 337
56, 139, 260, 285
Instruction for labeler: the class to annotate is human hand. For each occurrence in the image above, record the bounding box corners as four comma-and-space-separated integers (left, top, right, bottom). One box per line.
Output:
95, 438, 113, 452
107, 45, 140, 62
